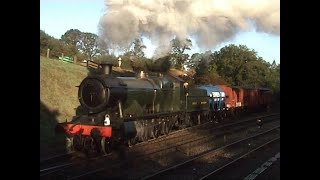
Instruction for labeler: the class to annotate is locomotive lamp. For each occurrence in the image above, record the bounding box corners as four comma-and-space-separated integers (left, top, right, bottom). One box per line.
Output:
104, 114, 110, 126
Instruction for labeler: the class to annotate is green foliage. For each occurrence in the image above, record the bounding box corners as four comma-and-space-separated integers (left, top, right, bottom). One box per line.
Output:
49, 41, 63, 58
195, 74, 228, 86
146, 56, 171, 72
265, 60, 280, 98
61, 29, 82, 46
40, 30, 50, 56
186, 53, 202, 70
192, 44, 280, 93
195, 58, 208, 77
211, 44, 263, 86
131, 58, 147, 72
95, 54, 117, 64
131, 38, 146, 58
61, 43, 78, 57
77, 32, 100, 60
194, 58, 228, 85
40, 30, 61, 58
41, 29, 110, 62
170, 38, 192, 69
114, 38, 148, 71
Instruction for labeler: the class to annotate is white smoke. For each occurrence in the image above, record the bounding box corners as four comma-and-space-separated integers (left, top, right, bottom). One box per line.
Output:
98, 0, 280, 58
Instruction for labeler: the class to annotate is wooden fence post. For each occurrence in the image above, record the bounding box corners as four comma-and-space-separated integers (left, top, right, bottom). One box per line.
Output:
73, 55, 77, 64
46, 49, 50, 58
61, 53, 64, 61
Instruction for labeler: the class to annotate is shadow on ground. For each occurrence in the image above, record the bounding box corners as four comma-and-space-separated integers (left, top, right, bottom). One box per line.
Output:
40, 100, 68, 159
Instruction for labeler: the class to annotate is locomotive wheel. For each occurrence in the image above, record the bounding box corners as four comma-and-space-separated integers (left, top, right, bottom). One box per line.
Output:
189, 115, 195, 126
185, 115, 192, 127
164, 122, 170, 135
153, 125, 160, 138
91, 138, 98, 152
66, 137, 74, 152
101, 137, 112, 154
73, 135, 83, 151
128, 137, 137, 146
84, 137, 93, 151
141, 129, 149, 141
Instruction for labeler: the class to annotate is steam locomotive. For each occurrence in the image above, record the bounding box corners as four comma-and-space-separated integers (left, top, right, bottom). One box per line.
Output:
58, 63, 272, 154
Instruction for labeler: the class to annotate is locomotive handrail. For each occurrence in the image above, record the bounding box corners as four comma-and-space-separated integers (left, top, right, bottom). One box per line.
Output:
122, 111, 184, 122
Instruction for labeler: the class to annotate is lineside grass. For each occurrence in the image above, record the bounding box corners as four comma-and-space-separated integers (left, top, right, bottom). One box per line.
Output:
40, 56, 88, 147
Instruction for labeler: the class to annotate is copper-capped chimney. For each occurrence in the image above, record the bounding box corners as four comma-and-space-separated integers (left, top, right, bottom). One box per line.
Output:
100, 63, 112, 75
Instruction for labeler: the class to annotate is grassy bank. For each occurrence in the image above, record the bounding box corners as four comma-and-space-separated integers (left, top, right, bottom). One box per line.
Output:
40, 56, 88, 141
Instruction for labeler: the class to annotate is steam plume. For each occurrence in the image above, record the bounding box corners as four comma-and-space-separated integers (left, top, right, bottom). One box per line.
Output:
98, 0, 279, 58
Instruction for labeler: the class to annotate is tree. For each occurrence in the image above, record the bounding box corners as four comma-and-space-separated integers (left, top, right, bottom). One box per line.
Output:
185, 53, 201, 70
40, 30, 64, 58
211, 44, 266, 86
189, 44, 279, 91
60, 29, 85, 58
147, 56, 171, 73
40, 30, 50, 56
61, 29, 82, 46
77, 32, 100, 61
194, 57, 227, 85
61, 43, 78, 58
131, 38, 146, 58
170, 38, 192, 70
48, 38, 64, 58
95, 54, 117, 65
264, 61, 280, 98
195, 58, 208, 77
115, 38, 148, 71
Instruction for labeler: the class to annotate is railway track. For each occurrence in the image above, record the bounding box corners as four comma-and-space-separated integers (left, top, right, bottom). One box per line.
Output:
132, 112, 278, 147
201, 141, 280, 180
60, 114, 279, 179
40, 152, 77, 176
40, 151, 79, 165
140, 126, 280, 180
130, 113, 279, 154
40, 113, 279, 179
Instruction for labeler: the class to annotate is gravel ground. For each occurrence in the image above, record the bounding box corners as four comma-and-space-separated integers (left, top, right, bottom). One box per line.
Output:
127, 122, 278, 177
201, 138, 280, 180
255, 157, 280, 180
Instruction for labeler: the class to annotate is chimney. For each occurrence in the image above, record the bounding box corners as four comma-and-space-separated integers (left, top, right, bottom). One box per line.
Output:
100, 63, 112, 75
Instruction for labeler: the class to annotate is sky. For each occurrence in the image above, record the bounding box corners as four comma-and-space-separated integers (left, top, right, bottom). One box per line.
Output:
40, 0, 280, 64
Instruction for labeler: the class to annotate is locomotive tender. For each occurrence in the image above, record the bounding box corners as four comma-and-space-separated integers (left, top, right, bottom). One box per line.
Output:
58, 63, 272, 154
